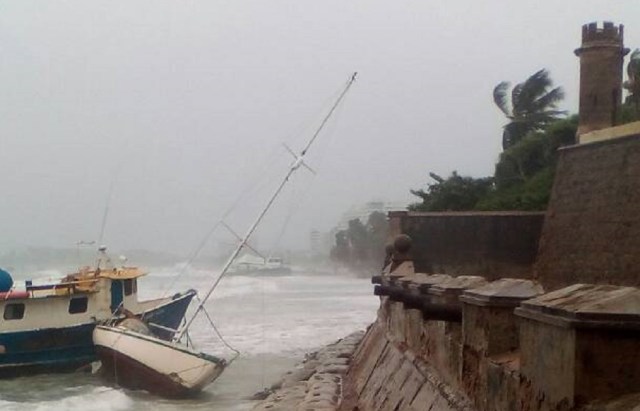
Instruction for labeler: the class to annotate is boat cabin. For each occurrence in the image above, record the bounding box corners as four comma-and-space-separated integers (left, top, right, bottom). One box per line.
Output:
0, 267, 148, 333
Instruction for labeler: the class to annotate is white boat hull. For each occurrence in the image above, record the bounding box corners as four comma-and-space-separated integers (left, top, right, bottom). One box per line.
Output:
93, 325, 226, 397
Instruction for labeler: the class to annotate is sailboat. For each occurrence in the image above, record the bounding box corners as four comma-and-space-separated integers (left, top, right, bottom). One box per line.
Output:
92, 73, 358, 397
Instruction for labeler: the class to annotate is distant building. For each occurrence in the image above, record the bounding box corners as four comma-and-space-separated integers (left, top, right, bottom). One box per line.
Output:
309, 229, 333, 257
336, 201, 406, 231
310, 230, 321, 255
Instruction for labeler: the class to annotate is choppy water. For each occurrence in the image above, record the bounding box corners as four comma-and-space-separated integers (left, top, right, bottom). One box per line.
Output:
0, 268, 378, 410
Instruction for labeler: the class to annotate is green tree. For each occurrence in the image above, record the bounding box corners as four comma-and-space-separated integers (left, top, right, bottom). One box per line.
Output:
494, 116, 577, 189
330, 212, 389, 274
347, 219, 369, 261
493, 69, 566, 149
478, 116, 577, 210
623, 49, 640, 121
409, 172, 494, 211
330, 230, 350, 263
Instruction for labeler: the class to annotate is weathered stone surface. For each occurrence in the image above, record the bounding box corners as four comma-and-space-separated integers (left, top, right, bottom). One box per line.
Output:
575, 22, 628, 136
460, 279, 544, 409
339, 322, 476, 411
430, 276, 488, 303
517, 284, 640, 410
517, 284, 640, 327
582, 392, 640, 411
534, 133, 640, 290
461, 278, 544, 307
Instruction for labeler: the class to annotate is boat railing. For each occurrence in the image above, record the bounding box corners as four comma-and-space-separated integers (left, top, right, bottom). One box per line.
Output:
20, 277, 101, 298
147, 322, 179, 334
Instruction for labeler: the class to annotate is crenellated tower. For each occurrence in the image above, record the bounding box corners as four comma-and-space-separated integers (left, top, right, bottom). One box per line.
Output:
574, 22, 629, 136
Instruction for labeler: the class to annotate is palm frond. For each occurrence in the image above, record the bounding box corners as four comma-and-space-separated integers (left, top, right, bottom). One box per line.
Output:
530, 87, 565, 113
493, 82, 512, 117
626, 49, 640, 91
515, 69, 553, 112
429, 172, 445, 184
511, 83, 524, 115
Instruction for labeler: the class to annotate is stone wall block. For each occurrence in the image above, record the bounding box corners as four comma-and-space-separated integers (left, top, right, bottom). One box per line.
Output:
459, 278, 544, 410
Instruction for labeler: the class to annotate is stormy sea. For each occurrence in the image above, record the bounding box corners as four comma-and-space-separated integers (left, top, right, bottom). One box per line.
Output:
0, 268, 378, 410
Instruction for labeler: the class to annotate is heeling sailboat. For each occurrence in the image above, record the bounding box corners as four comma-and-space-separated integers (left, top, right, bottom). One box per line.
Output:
92, 72, 358, 398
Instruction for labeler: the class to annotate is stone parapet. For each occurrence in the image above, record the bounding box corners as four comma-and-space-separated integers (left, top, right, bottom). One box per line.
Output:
353, 260, 640, 411
516, 284, 640, 410
460, 279, 545, 410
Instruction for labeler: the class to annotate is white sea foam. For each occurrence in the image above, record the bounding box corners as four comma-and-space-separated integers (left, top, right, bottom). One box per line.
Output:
180, 273, 378, 356
0, 387, 132, 411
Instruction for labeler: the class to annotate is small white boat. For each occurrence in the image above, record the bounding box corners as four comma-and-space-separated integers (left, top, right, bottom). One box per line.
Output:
94, 320, 225, 398
228, 254, 292, 276
93, 72, 357, 397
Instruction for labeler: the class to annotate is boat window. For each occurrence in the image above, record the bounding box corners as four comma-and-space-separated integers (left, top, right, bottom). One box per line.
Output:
4, 303, 25, 320
124, 279, 134, 296
69, 297, 88, 314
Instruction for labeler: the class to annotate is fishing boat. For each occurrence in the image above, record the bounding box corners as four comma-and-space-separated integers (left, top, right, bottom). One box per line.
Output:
93, 72, 357, 397
0, 253, 196, 377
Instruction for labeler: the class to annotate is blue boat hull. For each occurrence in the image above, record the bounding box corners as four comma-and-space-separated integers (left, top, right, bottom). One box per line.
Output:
0, 290, 196, 377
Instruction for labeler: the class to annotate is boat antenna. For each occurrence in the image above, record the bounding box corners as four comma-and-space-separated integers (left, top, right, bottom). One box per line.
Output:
175, 72, 357, 342
96, 146, 129, 250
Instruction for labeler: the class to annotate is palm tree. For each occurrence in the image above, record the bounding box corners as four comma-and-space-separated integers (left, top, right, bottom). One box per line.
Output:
493, 69, 566, 149
623, 49, 640, 118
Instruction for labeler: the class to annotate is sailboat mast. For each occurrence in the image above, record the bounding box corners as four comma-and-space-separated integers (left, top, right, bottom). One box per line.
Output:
175, 72, 357, 342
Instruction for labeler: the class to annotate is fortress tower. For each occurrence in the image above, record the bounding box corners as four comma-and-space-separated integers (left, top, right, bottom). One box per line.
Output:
575, 22, 629, 136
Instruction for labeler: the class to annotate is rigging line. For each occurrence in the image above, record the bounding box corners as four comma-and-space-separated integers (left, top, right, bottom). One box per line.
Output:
265, 98, 346, 257
160, 144, 284, 297
220, 221, 265, 259
96, 135, 132, 248
283, 81, 347, 151
300, 72, 357, 156
200, 304, 240, 359
265, 177, 299, 258
174, 72, 358, 342
258, 75, 352, 257
160, 80, 344, 296
261, 270, 266, 388
162, 220, 222, 297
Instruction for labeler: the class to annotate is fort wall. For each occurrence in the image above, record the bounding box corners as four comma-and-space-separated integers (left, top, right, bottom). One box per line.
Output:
534, 132, 640, 290
388, 211, 545, 281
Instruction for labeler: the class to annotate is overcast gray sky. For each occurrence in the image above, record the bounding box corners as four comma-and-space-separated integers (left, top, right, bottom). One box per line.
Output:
0, 1, 638, 255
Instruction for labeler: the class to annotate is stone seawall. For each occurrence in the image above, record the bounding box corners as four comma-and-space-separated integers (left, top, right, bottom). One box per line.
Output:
252, 332, 363, 411
342, 271, 640, 411
340, 319, 474, 411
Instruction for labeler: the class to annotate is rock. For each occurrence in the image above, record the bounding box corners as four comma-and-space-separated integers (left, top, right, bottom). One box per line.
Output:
250, 388, 274, 401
